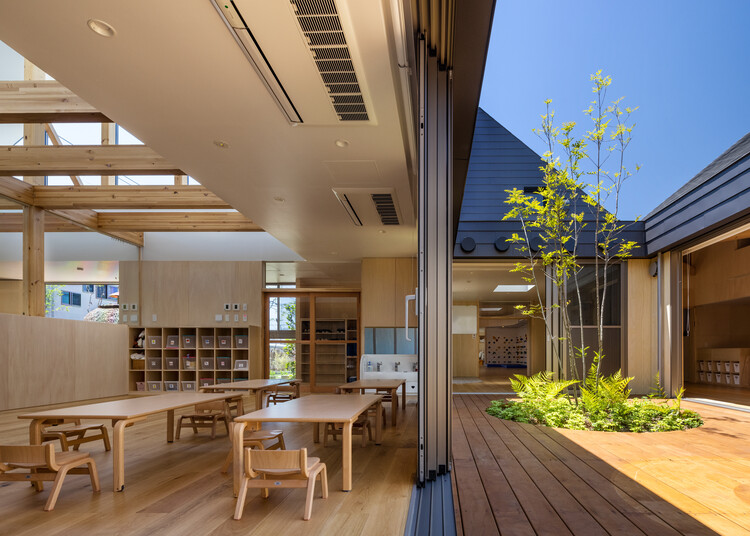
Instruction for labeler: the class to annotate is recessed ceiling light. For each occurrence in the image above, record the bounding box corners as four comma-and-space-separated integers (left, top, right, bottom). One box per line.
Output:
378, 230, 386, 234
330, 251, 338, 256
493, 284, 535, 293
273, 196, 285, 203
480, 307, 502, 312
335, 139, 349, 148
213, 140, 230, 149
87, 19, 116, 38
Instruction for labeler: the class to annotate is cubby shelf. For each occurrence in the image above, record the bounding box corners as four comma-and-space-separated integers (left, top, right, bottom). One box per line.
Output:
128, 327, 253, 393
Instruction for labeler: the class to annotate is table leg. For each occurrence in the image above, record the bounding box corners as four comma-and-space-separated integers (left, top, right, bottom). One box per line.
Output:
313, 422, 320, 443
167, 410, 174, 442
29, 419, 45, 445
375, 400, 383, 445
112, 417, 145, 492
342, 421, 353, 491
391, 388, 398, 426
401, 383, 406, 410
232, 421, 247, 497
235, 396, 244, 416
255, 389, 263, 410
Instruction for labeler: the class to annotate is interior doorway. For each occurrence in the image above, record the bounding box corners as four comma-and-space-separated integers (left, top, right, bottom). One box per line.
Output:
682, 222, 750, 405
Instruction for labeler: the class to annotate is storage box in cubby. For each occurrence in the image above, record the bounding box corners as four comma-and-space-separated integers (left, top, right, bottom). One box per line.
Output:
165, 335, 179, 348
182, 356, 196, 370
218, 336, 232, 348
147, 357, 162, 370
200, 357, 214, 370
734, 374, 741, 385
724, 361, 731, 373
699, 371, 706, 382
199, 377, 214, 387
217, 357, 231, 370
131, 358, 145, 370
698, 360, 706, 371
181, 381, 196, 392
182, 335, 196, 349
724, 373, 732, 384
165, 357, 179, 370
216, 377, 232, 384
165, 381, 179, 392
147, 336, 162, 349
136, 381, 145, 391
234, 359, 248, 371
202, 336, 214, 348
733, 361, 741, 373
147, 381, 162, 392
706, 372, 713, 382
235, 335, 248, 348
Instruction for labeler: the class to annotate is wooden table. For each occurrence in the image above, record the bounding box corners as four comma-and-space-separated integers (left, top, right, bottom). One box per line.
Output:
338, 379, 406, 426
19, 392, 243, 492
232, 394, 383, 493
200, 378, 293, 410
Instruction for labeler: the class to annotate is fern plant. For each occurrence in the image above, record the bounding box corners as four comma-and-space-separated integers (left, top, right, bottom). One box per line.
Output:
510, 371, 578, 401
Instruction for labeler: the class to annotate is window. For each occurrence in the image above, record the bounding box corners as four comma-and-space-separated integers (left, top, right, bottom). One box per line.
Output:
61, 291, 81, 307
95, 285, 107, 299
83, 285, 94, 293
107, 285, 119, 298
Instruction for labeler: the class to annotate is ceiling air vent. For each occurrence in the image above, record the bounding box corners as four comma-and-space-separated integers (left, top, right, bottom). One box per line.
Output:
333, 188, 402, 226
290, 0, 370, 122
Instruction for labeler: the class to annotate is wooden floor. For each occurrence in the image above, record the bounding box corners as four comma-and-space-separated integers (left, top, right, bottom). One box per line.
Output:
684, 382, 750, 407
0, 394, 417, 535
453, 394, 750, 535
452, 366, 520, 394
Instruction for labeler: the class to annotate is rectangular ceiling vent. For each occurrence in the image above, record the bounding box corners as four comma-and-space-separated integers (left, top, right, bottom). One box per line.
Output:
333, 188, 401, 226
290, 0, 370, 122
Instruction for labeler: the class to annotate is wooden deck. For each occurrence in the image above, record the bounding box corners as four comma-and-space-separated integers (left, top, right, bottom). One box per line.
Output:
452, 394, 750, 535
0, 394, 417, 535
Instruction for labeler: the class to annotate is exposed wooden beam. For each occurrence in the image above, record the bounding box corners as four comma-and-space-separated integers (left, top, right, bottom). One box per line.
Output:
0, 212, 80, 232
23, 206, 45, 316
0, 176, 34, 205
46, 208, 144, 247
97, 212, 262, 232
33, 186, 231, 209
42, 123, 82, 185
0, 80, 110, 124
0, 145, 184, 176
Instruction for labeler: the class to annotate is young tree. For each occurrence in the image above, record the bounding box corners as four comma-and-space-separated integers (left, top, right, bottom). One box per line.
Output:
504, 71, 639, 390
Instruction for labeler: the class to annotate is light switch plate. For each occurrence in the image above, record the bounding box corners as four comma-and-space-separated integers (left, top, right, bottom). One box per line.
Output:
152, 314, 157, 322
242, 314, 247, 322
131, 304, 137, 311
242, 303, 247, 311
234, 314, 239, 322
130, 314, 138, 322
122, 303, 128, 311
232, 303, 239, 310
224, 314, 230, 322
215, 314, 223, 322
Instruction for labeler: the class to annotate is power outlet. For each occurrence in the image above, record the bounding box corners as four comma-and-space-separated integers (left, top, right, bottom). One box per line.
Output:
224, 303, 231, 311
234, 314, 239, 322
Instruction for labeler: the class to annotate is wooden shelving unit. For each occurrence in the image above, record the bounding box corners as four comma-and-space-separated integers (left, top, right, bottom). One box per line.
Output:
128, 326, 253, 393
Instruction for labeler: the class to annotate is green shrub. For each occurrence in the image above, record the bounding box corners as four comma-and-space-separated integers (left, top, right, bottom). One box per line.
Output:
487, 370, 703, 433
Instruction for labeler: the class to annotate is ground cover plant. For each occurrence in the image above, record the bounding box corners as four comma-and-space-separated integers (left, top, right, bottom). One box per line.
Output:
487, 370, 703, 432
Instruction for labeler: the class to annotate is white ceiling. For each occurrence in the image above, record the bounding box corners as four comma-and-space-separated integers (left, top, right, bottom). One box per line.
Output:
453, 262, 546, 304
0, 0, 417, 263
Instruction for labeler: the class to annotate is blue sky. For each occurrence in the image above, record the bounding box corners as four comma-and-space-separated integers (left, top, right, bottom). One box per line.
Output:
479, 0, 750, 219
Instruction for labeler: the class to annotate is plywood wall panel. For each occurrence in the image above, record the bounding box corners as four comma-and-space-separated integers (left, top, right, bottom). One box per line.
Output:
453, 333, 479, 377
0, 313, 128, 410
361, 258, 396, 326
627, 259, 658, 394
394, 257, 418, 327
0, 280, 23, 315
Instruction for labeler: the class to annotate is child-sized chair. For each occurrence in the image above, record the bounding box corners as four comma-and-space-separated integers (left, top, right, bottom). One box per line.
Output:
175, 400, 230, 440
234, 448, 327, 521
0, 443, 100, 511
41, 419, 111, 452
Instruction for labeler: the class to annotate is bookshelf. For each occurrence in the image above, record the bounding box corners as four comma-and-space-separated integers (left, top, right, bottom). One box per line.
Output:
128, 326, 258, 393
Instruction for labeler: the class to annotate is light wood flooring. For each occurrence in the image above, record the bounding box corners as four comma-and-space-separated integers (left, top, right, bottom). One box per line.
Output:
0, 394, 417, 536
453, 394, 750, 535
452, 366, 521, 394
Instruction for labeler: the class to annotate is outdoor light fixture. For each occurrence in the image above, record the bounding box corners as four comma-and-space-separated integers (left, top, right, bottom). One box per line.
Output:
493, 284, 535, 293
210, 0, 302, 124
87, 19, 116, 37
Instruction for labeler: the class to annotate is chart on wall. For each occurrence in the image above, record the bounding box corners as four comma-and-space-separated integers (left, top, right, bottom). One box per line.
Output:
485, 324, 528, 367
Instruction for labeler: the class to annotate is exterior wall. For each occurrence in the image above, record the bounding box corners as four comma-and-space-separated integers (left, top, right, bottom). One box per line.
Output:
0, 313, 128, 410
626, 259, 658, 395
46, 284, 117, 321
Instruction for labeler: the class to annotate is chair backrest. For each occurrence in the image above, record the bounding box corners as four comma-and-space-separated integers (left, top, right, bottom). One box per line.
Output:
195, 400, 228, 414
0, 444, 56, 470
245, 448, 308, 479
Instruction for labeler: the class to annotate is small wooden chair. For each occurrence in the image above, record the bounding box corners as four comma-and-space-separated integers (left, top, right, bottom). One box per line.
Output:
41, 419, 111, 452
175, 400, 230, 440
234, 448, 327, 521
0, 443, 100, 511
265, 380, 301, 407
220, 426, 286, 473
323, 414, 372, 447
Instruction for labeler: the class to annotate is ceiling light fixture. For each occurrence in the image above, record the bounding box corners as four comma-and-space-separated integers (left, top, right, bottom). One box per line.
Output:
335, 139, 349, 148
493, 284, 535, 293
213, 140, 230, 149
273, 196, 285, 203
480, 307, 502, 312
87, 19, 116, 38
209, 1, 302, 124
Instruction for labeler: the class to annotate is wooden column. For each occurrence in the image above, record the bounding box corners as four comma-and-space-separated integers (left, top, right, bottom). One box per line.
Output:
23, 60, 45, 186
101, 123, 117, 185
23, 206, 45, 316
